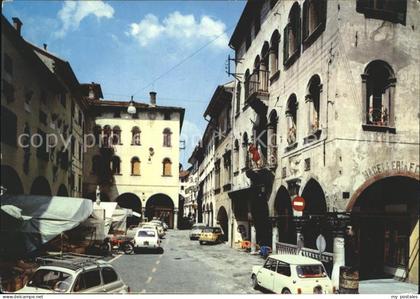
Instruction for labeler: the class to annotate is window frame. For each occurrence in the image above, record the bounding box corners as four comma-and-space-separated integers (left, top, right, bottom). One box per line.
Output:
356, 0, 407, 25
302, 0, 327, 51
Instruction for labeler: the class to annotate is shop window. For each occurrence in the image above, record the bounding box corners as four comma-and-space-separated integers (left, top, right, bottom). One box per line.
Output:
302, 0, 327, 50
131, 157, 141, 175
112, 126, 121, 145
163, 128, 172, 147
356, 0, 407, 25
361, 60, 396, 132
283, 2, 301, 68
3, 53, 13, 76
162, 158, 172, 176
131, 126, 141, 145
0, 105, 17, 147
2, 80, 15, 103
286, 94, 298, 147
111, 155, 121, 175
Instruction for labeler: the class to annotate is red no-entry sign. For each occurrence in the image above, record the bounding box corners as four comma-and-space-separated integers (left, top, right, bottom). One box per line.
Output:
292, 196, 306, 212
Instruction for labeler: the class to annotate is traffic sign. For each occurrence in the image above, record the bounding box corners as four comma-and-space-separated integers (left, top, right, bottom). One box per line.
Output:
316, 234, 326, 253
292, 196, 305, 212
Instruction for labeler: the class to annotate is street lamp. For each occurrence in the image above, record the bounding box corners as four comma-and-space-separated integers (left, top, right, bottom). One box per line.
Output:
127, 96, 136, 115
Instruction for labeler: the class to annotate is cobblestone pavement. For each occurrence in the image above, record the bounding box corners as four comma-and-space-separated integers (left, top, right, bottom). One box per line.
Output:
110, 229, 264, 294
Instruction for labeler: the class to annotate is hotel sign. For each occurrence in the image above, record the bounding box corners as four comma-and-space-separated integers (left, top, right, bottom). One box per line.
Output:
362, 160, 419, 180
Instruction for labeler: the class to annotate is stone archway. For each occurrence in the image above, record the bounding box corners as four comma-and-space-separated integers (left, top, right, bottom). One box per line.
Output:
146, 194, 175, 228
300, 178, 331, 251
116, 193, 142, 226
348, 175, 419, 282
0, 165, 23, 195
217, 206, 229, 241
30, 176, 51, 196
57, 184, 68, 196
274, 186, 296, 244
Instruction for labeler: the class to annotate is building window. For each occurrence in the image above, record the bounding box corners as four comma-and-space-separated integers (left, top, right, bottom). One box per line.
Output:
111, 155, 121, 175
112, 126, 121, 145
164, 111, 171, 120
302, 0, 327, 50
305, 75, 322, 135
361, 60, 396, 130
283, 2, 301, 68
24, 91, 33, 112
0, 105, 17, 147
2, 80, 15, 103
244, 69, 251, 102
356, 0, 407, 25
242, 132, 249, 169
162, 158, 172, 176
259, 43, 270, 92
269, 30, 280, 79
234, 139, 240, 174
163, 128, 172, 147
236, 82, 241, 115
131, 126, 141, 145
215, 160, 221, 192
78, 111, 83, 127
286, 94, 298, 146
268, 110, 278, 167
102, 125, 111, 147
3, 53, 13, 76
131, 157, 141, 175
71, 99, 75, 117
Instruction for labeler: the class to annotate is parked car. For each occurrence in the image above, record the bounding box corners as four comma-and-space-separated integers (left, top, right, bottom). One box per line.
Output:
16, 254, 129, 294
150, 219, 168, 231
189, 223, 206, 240
251, 254, 334, 294
140, 222, 165, 238
199, 227, 223, 245
133, 229, 162, 253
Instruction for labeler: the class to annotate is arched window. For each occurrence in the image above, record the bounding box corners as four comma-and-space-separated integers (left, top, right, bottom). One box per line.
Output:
234, 139, 240, 174
306, 75, 322, 135
270, 30, 280, 77
131, 126, 141, 145
286, 94, 298, 145
163, 128, 172, 147
284, 2, 301, 67
236, 82, 241, 115
362, 60, 396, 129
112, 126, 121, 145
131, 157, 141, 175
250, 56, 261, 95
260, 42, 270, 91
162, 158, 172, 176
302, 0, 327, 49
268, 110, 278, 167
111, 155, 121, 175
242, 132, 249, 169
102, 125, 111, 147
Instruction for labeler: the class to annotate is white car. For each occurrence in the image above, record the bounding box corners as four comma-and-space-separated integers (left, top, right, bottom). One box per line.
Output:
251, 254, 334, 294
141, 222, 165, 238
150, 219, 168, 231
189, 223, 206, 240
133, 229, 162, 253
16, 254, 129, 294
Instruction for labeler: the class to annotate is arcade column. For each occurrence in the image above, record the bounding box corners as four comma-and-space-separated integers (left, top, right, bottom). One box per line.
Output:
173, 208, 178, 229
141, 207, 145, 222
271, 217, 279, 253
329, 213, 350, 289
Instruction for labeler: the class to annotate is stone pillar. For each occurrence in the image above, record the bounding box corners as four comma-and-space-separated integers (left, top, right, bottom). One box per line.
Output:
332, 235, 345, 289
173, 209, 178, 229
141, 207, 145, 223
272, 225, 279, 253
251, 225, 257, 253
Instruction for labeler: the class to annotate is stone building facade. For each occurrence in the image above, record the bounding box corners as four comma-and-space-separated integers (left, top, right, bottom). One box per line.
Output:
226, 0, 419, 285
1, 15, 87, 198
83, 91, 185, 229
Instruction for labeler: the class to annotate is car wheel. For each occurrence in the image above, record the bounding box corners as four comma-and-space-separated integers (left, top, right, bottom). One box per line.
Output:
251, 274, 259, 290
199, 241, 204, 245
122, 242, 134, 254
281, 288, 291, 294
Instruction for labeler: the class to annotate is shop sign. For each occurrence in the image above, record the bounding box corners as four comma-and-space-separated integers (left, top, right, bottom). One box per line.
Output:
362, 161, 419, 180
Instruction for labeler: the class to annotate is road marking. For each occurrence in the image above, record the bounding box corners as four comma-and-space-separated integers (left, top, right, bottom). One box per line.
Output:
146, 276, 152, 284
156, 260, 160, 265
109, 254, 123, 263
140, 289, 146, 293
152, 267, 157, 273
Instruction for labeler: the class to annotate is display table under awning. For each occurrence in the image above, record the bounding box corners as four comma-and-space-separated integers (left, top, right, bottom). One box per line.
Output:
0, 195, 93, 258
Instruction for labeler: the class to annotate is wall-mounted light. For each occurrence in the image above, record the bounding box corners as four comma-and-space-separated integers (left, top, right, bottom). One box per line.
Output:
127, 96, 137, 115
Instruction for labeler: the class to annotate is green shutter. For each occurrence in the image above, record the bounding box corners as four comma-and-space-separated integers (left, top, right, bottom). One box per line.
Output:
283, 25, 289, 65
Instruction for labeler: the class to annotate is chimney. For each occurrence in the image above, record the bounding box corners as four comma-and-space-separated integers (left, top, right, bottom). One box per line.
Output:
12, 17, 22, 36
43, 43, 48, 51
149, 91, 157, 107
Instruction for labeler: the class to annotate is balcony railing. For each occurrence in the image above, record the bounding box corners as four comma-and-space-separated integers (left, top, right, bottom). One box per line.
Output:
245, 70, 270, 103
367, 107, 389, 127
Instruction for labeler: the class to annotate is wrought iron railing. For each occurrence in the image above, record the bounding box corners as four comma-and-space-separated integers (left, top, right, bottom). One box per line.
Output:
246, 70, 270, 102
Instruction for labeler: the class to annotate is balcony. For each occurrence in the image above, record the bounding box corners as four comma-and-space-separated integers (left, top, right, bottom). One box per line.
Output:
245, 152, 274, 182
245, 70, 270, 114
362, 107, 396, 133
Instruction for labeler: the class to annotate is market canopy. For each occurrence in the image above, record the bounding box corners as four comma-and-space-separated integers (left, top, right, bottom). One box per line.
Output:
0, 195, 93, 258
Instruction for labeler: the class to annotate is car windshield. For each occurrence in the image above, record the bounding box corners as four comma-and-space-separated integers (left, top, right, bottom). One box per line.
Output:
138, 230, 156, 237
203, 228, 220, 233
192, 225, 206, 230
27, 269, 73, 292
296, 265, 327, 278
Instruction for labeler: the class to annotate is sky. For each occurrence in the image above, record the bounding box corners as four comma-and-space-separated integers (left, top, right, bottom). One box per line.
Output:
2, 0, 246, 168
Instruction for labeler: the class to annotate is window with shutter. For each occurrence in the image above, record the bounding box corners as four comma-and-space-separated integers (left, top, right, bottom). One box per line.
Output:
163, 158, 172, 176
356, 0, 406, 25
